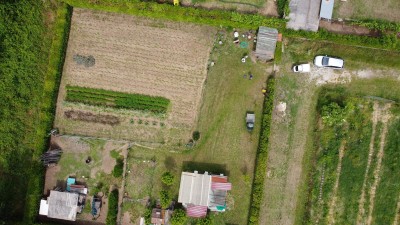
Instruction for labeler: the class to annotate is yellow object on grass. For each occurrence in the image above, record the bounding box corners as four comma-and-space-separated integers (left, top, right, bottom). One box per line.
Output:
174, 0, 179, 6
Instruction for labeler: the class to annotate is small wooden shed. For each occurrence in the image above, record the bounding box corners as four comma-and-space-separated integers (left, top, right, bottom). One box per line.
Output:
255, 26, 278, 61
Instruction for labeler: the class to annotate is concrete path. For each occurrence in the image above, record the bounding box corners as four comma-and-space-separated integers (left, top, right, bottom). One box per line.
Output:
287, 0, 320, 31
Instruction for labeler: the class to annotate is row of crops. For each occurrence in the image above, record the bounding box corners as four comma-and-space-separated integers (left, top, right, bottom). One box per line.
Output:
66, 85, 170, 113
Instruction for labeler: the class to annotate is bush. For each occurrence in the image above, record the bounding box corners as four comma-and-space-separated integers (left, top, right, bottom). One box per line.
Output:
159, 190, 171, 208
192, 131, 201, 141
161, 172, 174, 186
196, 215, 214, 225
170, 209, 187, 225
106, 189, 119, 225
248, 77, 276, 225
274, 42, 282, 63
112, 157, 124, 178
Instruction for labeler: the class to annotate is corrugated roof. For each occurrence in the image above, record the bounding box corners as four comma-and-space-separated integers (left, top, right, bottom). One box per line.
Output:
178, 172, 211, 206
211, 176, 227, 183
320, 0, 335, 20
211, 182, 232, 191
47, 191, 79, 221
255, 26, 278, 61
187, 205, 208, 218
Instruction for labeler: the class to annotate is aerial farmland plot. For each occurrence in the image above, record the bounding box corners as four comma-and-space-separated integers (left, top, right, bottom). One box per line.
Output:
55, 8, 216, 145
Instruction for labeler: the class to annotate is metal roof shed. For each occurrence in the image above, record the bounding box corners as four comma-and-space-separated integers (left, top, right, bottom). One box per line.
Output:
46, 191, 79, 221
255, 27, 278, 61
320, 0, 335, 20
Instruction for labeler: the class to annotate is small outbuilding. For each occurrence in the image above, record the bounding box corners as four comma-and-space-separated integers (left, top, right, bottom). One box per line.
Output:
254, 26, 278, 61
39, 190, 79, 221
151, 208, 172, 225
319, 0, 335, 20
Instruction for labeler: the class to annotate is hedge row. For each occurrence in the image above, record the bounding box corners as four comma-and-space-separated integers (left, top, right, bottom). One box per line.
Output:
62, 0, 286, 30
350, 19, 400, 32
66, 85, 170, 113
62, 0, 400, 51
248, 77, 276, 225
106, 189, 119, 225
276, 0, 290, 18
283, 28, 399, 51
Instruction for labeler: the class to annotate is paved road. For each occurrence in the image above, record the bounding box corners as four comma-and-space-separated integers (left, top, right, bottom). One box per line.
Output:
287, 0, 321, 31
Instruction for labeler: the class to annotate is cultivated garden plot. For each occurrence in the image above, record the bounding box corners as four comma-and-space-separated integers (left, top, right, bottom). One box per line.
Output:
55, 8, 216, 144
43, 136, 128, 224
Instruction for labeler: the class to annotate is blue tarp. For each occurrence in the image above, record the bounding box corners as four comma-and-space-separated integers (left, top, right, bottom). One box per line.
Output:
66, 177, 76, 191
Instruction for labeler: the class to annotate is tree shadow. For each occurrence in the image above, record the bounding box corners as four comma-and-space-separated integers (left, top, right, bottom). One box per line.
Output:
182, 161, 229, 176
164, 156, 177, 171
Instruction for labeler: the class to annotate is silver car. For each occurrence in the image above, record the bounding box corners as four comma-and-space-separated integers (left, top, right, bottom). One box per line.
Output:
314, 55, 344, 69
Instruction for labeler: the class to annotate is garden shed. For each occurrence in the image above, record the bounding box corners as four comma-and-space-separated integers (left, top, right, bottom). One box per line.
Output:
255, 26, 278, 61
39, 190, 79, 221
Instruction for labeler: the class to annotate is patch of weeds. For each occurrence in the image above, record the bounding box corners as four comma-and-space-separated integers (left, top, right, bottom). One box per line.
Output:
130, 118, 134, 124
144, 120, 149, 125
110, 149, 120, 159
112, 157, 124, 178
152, 121, 158, 126
138, 119, 143, 125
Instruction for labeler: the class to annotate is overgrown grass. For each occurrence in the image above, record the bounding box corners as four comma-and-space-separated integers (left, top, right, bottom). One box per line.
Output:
106, 189, 119, 225
66, 85, 170, 113
372, 117, 400, 224
0, 1, 72, 223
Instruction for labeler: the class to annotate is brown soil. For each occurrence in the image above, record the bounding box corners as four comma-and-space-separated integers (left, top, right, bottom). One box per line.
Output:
122, 212, 134, 225
319, 20, 376, 36
54, 8, 215, 144
43, 165, 61, 195
65, 110, 120, 126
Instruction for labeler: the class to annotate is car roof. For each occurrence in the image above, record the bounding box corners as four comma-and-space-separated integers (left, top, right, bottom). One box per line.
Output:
328, 57, 344, 67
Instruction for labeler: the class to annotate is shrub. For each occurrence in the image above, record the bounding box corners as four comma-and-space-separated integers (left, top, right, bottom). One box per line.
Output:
196, 215, 214, 225
159, 190, 171, 208
106, 189, 119, 225
161, 172, 175, 186
192, 131, 201, 141
112, 157, 124, 178
170, 209, 187, 225
248, 77, 276, 225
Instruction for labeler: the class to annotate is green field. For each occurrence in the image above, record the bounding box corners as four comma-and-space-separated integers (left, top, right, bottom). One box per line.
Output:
66, 85, 170, 113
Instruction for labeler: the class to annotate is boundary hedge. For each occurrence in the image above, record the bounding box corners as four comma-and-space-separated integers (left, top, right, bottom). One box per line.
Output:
106, 189, 119, 225
66, 86, 170, 113
248, 77, 276, 225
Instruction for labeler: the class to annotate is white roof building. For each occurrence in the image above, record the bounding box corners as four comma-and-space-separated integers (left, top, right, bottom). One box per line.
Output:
39, 190, 79, 221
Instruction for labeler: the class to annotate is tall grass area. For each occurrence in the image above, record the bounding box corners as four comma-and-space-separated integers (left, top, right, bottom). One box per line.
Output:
372, 117, 400, 224
66, 86, 170, 113
106, 189, 119, 225
0, 1, 71, 223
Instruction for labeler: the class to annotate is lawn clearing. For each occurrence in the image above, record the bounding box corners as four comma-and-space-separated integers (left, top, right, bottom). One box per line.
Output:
333, 0, 400, 22
55, 8, 216, 144
121, 29, 272, 224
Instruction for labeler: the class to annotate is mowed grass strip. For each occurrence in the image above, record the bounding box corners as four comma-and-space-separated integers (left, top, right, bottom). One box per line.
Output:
65, 85, 170, 113
372, 117, 400, 224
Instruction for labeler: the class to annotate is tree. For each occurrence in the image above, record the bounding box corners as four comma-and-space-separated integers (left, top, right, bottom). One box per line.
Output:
161, 171, 174, 186
170, 209, 187, 225
196, 215, 213, 225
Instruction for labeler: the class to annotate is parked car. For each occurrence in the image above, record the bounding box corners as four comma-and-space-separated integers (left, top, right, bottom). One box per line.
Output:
314, 55, 344, 69
246, 112, 255, 131
292, 63, 311, 73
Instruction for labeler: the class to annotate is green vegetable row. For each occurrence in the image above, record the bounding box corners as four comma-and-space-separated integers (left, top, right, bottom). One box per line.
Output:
65, 85, 170, 113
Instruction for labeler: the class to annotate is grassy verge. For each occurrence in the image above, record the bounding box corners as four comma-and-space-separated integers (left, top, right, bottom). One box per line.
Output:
372, 117, 400, 224
66, 86, 170, 113
248, 77, 275, 225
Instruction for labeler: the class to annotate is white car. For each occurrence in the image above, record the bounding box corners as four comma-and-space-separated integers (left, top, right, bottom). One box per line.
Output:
293, 63, 311, 73
314, 55, 344, 69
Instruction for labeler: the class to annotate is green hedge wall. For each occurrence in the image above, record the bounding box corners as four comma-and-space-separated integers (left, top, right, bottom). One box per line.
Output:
106, 189, 119, 225
248, 77, 276, 225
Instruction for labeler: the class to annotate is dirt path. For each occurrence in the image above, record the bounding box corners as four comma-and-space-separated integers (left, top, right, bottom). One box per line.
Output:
327, 141, 346, 224
117, 143, 130, 224
356, 102, 380, 224
393, 196, 400, 225
366, 104, 392, 225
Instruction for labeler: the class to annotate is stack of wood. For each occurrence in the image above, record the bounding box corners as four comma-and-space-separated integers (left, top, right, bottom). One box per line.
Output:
40, 149, 63, 166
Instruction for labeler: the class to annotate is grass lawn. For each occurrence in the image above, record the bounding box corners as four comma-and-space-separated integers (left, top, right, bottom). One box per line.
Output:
122, 30, 272, 224
184, 0, 266, 9
333, 0, 400, 22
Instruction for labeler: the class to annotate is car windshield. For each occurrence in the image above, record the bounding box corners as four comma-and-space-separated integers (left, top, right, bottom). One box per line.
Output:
322, 57, 329, 65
